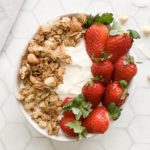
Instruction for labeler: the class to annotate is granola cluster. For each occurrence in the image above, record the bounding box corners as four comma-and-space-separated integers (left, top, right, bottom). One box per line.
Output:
17, 14, 87, 135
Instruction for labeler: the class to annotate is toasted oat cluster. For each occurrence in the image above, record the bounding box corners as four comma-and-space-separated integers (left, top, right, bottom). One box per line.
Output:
17, 14, 87, 135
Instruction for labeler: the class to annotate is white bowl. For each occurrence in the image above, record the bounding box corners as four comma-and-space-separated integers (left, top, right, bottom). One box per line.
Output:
14, 13, 96, 142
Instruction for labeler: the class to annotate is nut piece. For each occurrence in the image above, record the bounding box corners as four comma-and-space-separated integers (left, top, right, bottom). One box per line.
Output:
119, 16, 128, 24
27, 53, 40, 64
44, 77, 56, 88
143, 26, 150, 35
29, 75, 41, 84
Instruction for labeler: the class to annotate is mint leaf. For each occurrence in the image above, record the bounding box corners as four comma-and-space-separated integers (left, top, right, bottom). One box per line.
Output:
95, 13, 114, 25
66, 121, 87, 139
128, 29, 141, 39
63, 94, 92, 120
107, 103, 122, 120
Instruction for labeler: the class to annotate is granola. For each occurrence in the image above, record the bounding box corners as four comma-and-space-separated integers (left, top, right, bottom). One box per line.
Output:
17, 14, 87, 135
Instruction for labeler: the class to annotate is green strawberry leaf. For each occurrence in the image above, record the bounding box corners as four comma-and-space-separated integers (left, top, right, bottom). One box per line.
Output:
84, 13, 114, 28
107, 103, 122, 120
123, 55, 135, 65
91, 53, 95, 61
121, 88, 129, 100
84, 15, 95, 28
109, 21, 125, 36
63, 94, 92, 120
93, 51, 112, 62
128, 29, 141, 39
119, 80, 128, 89
94, 13, 114, 25
66, 121, 87, 139
92, 75, 104, 82
136, 61, 143, 64
87, 80, 94, 86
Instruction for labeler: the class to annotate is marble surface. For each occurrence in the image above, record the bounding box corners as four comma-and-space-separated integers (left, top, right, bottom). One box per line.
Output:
0, 0, 24, 53
0, 0, 150, 150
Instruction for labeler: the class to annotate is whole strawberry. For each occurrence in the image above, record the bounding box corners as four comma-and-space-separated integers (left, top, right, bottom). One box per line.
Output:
82, 106, 110, 133
103, 80, 128, 107
106, 21, 140, 63
85, 24, 108, 60
113, 55, 137, 83
91, 52, 114, 85
62, 97, 75, 118
106, 34, 133, 63
60, 117, 87, 138
82, 81, 104, 108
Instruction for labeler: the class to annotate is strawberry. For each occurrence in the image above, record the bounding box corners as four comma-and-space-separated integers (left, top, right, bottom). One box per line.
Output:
82, 106, 110, 133
60, 117, 87, 138
62, 94, 92, 120
62, 97, 75, 118
91, 52, 114, 85
113, 55, 137, 83
82, 81, 104, 108
103, 80, 129, 107
85, 24, 109, 60
106, 34, 133, 63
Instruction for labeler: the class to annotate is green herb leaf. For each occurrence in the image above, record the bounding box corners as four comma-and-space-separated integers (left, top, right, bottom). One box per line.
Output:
107, 103, 122, 120
94, 13, 114, 25
66, 121, 87, 139
63, 94, 92, 120
128, 29, 141, 39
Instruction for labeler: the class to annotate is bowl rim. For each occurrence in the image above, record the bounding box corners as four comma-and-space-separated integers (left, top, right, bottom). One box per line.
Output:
14, 12, 97, 142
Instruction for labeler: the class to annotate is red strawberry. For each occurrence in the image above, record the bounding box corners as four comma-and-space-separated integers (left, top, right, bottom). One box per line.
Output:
85, 24, 108, 60
103, 80, 129, 107
60, 117, 87, 138
113, 55, 137, 83
82, 106, 110, 133
62, 97, 75, 118
91, 52, 114, 85
106, 34, 133, 63
82, 82, 104, 108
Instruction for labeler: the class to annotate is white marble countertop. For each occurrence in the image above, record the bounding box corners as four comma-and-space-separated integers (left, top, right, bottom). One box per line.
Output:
0, 0, 150, 150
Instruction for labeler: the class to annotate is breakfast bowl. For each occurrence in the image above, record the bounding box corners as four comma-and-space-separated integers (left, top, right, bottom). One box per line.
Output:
15, 12, 140, 142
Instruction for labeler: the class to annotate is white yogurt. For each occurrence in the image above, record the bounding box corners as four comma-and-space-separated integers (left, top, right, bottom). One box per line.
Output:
55, 39, 92, 99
